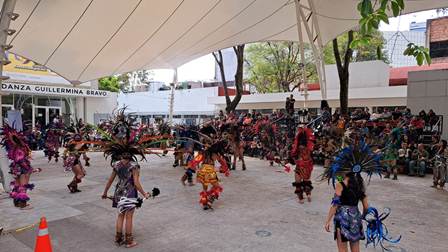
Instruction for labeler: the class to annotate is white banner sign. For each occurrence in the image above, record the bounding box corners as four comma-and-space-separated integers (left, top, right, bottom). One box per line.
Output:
1, 83, 110, 98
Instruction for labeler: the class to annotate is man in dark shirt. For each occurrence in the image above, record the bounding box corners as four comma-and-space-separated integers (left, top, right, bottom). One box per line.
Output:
392, 107, 402, 121
286, 94, 295, 116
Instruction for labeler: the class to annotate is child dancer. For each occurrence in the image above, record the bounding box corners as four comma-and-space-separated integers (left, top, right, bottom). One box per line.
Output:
194, 142, 229, 210
101, 109, 156, 248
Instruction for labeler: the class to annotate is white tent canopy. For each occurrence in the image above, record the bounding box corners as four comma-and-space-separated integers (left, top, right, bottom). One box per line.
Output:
3, 0, 448, 84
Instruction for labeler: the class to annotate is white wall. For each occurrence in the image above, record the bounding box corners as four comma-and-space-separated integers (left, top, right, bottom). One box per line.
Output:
325, 60, 390, 89
118, 87, 219, 115
407, 69, 448, 139
215, 48, 237, 82
75, 93, 118, 124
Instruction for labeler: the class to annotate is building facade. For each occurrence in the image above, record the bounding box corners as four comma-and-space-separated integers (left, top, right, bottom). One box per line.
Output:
0, 53, 117, 127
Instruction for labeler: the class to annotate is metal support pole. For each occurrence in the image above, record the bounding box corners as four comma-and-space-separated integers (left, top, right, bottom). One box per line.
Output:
0, 0, 18, 193
295, 0, 328, 100
307, 0, 327, 99
294, 0, 308, 109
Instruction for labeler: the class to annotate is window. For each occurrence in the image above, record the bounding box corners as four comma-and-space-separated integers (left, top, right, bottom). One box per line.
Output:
430, 40, 448, 58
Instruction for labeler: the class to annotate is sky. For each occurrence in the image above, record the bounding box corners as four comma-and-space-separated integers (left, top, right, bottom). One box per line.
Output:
151, 9, 446, 84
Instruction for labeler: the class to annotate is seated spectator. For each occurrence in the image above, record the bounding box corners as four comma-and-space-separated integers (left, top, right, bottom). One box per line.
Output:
419, 110, 428, 125
392, 107, 403, 121
410, 116, 424, 137
370, 109, 382, 121
397, 142, 408, 174
409, 144, 429, 177
428, 109, 439, 131
381, 108, 392, 119
403, 108, 412, 119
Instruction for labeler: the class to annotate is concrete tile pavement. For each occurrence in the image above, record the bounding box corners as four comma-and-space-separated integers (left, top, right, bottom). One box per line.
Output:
0, 152, 447, 252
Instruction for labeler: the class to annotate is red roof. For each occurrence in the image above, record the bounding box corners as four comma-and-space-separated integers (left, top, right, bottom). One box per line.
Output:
389, 63, 448, 86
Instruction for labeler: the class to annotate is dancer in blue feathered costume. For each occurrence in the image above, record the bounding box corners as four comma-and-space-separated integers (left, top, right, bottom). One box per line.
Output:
323, 131, 401, 252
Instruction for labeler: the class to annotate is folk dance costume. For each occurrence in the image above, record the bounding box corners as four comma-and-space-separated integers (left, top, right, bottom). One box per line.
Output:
101, 108, 159, 248
189, 141, 230, 210
323, 134, 401, 250
43, 126, 62, 163
1, 124, 36, 209
290, 127, 315, 203
63, 134, 88, 193
222, 123, 246, 171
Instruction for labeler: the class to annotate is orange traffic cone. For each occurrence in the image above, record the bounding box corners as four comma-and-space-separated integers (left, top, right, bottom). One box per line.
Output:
34, 217, 52, 252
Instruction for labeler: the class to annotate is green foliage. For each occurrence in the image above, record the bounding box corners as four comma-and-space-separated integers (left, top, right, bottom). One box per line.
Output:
356, 0, 431, 65
324, 30, 388, 64
403, 43, 431, 66
98, 76, 120, 92
245, 42, 316, 93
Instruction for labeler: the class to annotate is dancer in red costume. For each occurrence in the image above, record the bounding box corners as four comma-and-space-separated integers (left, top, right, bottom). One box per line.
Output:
290, 126, 315, 204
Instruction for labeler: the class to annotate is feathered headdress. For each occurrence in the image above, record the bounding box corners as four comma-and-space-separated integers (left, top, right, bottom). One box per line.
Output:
187, 138, 230, 176
100, 108, 146, 164
1, 123, 31, 157
321, 136, 383, 187
291, 127, 314, 158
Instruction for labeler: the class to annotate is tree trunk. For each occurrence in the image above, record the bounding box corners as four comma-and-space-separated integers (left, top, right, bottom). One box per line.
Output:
212, 50, 232, 109
333, 30, 353, 116
226, 45, 245, 113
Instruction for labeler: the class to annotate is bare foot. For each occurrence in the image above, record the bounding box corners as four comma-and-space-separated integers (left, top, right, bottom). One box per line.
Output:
298, 199, 304, 204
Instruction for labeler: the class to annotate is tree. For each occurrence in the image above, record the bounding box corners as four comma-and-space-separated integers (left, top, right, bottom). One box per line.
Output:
212, 45, 246, 113
333, 30, 354, 116
324, 30, 388, 64
99, 70, 153, 93
118, 70, 153, 92
245, 42, 316, 93
98, 76, 120, 92
356, 0, 430, 65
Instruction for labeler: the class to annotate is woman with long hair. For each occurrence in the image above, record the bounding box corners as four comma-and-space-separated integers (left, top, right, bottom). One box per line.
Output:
325, 172, 368, 252
322, 133, 383, 252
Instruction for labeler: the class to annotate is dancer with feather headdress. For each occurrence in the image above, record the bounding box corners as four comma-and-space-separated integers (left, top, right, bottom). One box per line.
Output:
1, 124, 37, 209
101, 108, 159, 248
323, 131, 401, 252
63, 128, 89, 193
290, 126, 315, 204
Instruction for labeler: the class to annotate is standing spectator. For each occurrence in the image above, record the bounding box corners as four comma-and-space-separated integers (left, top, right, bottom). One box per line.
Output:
285, 97, 290, 113
286, 94, 295, 116
409, 144, 429, 177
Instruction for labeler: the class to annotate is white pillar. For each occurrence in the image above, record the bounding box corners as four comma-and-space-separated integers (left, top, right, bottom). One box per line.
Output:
0, 0, 18, 193
294, 0, 308, 109
168, 68, 177, 125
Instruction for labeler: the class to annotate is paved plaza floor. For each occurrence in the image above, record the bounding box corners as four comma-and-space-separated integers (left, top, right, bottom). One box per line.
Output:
0, 151, 447, 252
